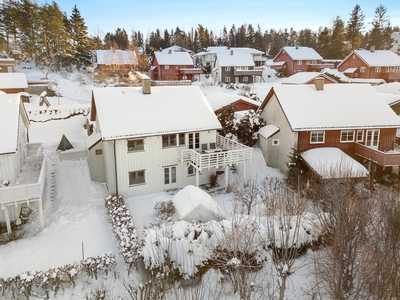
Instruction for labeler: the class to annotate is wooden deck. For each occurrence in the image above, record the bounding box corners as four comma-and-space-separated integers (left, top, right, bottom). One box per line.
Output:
354, 143, 400, 167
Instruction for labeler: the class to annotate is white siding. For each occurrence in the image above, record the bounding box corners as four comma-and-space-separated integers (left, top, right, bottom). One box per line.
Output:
87, 142, 106, 182
260, 95, 298, 174
103, 140, 117, 194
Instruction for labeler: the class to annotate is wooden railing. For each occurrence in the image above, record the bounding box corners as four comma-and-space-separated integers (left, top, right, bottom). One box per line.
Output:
354, 143, 400, 167
233, 68, 263, 76
177, 135, 252, 170
0, 156, 47, 205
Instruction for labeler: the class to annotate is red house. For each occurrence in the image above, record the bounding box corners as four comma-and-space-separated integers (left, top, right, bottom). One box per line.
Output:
338, 48, 400, 82
258, 78, 400, 177
271, 46, 333, 77
281, 72, 337, 85
205, 92, 260, 115
151, 51, 201, 81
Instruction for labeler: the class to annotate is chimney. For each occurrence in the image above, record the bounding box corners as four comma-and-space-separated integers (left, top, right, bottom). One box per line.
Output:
315, 77, 324, 91
230, 50, 234, 55
296, 44, 299, 50
142, 75, 151, 94
370, 45, 375, 53
168, 49, 172, 54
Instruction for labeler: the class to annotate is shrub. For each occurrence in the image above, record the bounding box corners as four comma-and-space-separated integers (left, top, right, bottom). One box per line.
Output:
154, 200, 176, 220
235, 110, 266, 147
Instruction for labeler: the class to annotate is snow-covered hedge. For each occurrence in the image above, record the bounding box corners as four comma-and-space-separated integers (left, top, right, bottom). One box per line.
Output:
0, 252, 115, 299
105, 194, 139, 271
25, 103, 90, 122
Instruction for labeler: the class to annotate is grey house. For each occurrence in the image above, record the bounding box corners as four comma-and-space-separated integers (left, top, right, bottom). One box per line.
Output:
213, 51, 263, 84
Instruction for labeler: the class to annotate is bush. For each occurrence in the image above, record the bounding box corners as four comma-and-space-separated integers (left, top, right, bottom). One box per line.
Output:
216, 105, 235, 137
235, 110, 266, 147
154, 200, 176, 220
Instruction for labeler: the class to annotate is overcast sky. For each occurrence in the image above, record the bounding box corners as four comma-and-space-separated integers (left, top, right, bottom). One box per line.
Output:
38, 0, 400, 38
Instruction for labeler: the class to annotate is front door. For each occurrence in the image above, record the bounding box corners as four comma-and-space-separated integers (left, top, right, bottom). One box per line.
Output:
365, 129, 379, 149
164, 166, 177, 190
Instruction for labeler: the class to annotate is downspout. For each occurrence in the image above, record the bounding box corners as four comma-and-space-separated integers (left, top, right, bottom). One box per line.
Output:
113, 140, 118, 194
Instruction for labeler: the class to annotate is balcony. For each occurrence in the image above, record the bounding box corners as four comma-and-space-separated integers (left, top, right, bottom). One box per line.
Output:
177, 135, 252, 171
354, 143, 400, 167
233, 68, 263, 77
307, 63, 334, 70
179, 68, 202, 75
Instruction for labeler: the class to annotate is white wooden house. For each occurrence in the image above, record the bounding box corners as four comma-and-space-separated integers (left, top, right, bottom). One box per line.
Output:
89, 77, 252, 198
0, 94, 45, 234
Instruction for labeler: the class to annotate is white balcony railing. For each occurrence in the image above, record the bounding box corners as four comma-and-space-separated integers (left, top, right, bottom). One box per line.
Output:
177, 135, 252, 170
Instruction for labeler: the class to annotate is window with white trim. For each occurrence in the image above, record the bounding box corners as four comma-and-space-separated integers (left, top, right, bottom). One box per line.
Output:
129, 170, 145, 186
375, 67, 381, 73
341, 130, 355, 142
188, 133, 200, 149
127, 139, 144, 152
225, 77, 231, 82
164, 166, 176, 184
360, 66, 366, 73
178, 133, 185, 145
356, 130, 364, 142
225, 67, 231, 71
175, 65, 179, 70
188, 165, 194, 176
95, 149, 102, 155
297, 60, 302, 65
182, 75, 187, 80
272, 139, 279, 146
162, 134, 177, 147
165, 65, 169, 70
243, 76, 248, 82
310, 131, 324, 143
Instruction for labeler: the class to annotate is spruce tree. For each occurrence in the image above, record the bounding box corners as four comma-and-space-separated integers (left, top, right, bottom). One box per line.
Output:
68, 5, 91, 68
19, 0, 40, 62
346, 4, 365, 51
369, 4, 393, 50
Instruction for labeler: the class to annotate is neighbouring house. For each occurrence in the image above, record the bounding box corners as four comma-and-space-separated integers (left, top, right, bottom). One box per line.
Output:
374, 82, 400, 114
9, 50, 22, 60
390, 32, 400, 54
93, 50, 138, 79
162, 45, 194, 56
0, 94, 45, 234
193, 46, 266, 67
281, 72, 337, 85
258, 78, 400, 177
205, 92, 260, 114
151, 50, 201, 81
0, 58, 16, 73
271, 46, 333, 77
0, 73, 28, 93
88, 76, 252, 198
338, 47, 400, 82
213, 51, 263, 84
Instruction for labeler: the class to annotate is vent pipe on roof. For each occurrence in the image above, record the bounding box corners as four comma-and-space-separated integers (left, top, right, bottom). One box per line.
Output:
142, 75, 151, 94
168, 49, 172, 54
295, 44, 299, 50
370, 45, 375, 53
230, 50, 234, 55
315, 77, 324, 91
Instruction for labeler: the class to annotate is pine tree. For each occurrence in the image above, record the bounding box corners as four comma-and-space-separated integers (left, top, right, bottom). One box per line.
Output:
346, 4, 365, 51
18, 0, 40, 62
317, 26, 331, 58
0, 0, 20, 52
253, 25, 264, 51
327, 16, 345, 59
369, 4, 393, 50
68, 5, 91, 68
229, 24, 237, 47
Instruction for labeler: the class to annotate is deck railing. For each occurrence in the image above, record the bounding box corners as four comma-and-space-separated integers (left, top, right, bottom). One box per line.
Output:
0, 156, 47, 205
354, 143, 400, 167
177, 135, 252, 170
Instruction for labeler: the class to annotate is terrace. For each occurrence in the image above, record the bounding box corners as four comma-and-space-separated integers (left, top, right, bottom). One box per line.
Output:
354, 143, 400, 168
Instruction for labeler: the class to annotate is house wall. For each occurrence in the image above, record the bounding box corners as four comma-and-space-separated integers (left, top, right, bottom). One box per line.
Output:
220, 66, 255, 84
307, 77, 336, 85
273, 50, 322, 76
104, 130, 217, 198
87, 142, 106, 182
258, 132, 280, 169
259, 95, 297, 174
338, 53, 400, 81
152, 55, 195, 81
214, 101, 259, 115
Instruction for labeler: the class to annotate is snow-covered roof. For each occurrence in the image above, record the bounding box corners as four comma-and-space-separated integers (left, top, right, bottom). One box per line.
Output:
173, 185, 227, 222
379, 93, 400, 106
261, 84, 400, 131
205, 46, 264, 55
346, 50, 400, 67
267, 61, 286, 66
216, 52, 255, 67
95, 50, 137, 65
0, 94, 29, 154
205, 92, 260, 111
374, 82, 400, 95
301, 147, 368, 179
343, 68, 358, 73
0, 58, 15, 65
277, 47, 323, 61
281, 72, 337, 85
258, 124, 279, 139
350, 78, 385, 85
92, 86, 221, 140
162, 46, 191, 53
86, 132, 102, 150
10, 50, 21, 55
0, 73, 28, 89
154, 52, 193, 65
192, 51, 208, 57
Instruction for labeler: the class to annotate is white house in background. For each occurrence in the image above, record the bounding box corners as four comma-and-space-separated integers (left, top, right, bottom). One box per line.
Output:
162, 45, 194, 56
89, 77, 252, 198
390, 32, 400, 54
93, 49, 138, 78
173, 185, 227, 222
0, 94, 45, 234
194, 46, 266, 66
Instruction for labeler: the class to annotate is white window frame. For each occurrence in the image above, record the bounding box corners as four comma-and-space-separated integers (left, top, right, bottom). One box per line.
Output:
95, 149, 103, 156
360, 66, 366, 73
127, 139, 144, 152
297, 60, 302, 65
243, 76, 248, 82
366, 129, 380, 149
310, 131, 325, 144
340, 130, 355, 142
129, 170, 145, 186
225, 77, 231, 82
165, 65, 169, 70
225, 67, 231, 71
356, 130, 364, 142
182, 75, 187, 80
272, 139, 279, 146
375, 67, 381, 73
188, 133, 200, 149
162, 134, 177, 148
164, 166, 177, 185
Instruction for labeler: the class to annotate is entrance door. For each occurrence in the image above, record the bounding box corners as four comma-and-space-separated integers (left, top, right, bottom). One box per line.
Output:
365, 130, 379, 149
164, 166, 177, 190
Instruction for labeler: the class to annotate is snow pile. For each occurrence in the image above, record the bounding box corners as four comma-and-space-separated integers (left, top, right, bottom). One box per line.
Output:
25, 103, 90, 122
0, 252, 115, 299
105, 195, 139, 270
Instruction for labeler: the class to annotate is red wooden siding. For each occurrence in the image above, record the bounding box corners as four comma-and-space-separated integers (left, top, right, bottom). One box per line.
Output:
151, 55, 198, 81
214, 100, 259, 115
0, 88, 25, 94
273, 50, 323, 77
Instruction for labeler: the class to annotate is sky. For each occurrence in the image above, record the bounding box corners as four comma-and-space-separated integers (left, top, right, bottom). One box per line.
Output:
38, 0, 400, 39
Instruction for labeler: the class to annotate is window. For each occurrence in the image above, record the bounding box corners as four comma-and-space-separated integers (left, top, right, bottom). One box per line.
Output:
188, 133, 200, 149
310, 131, 324, 143
225, 67, 231, 71
272, 139, 279, 146
188, 165, 194, 176
375, 67, 381, 73
179, 133, 185, 145
95, 149, 102, 155
175, 65, 179, 70
366, 130, 379, 148
164, 166, 176, 184
243, 76, 248, 82
182, 75, 187, 80
297, 60, 302, 65
360, 66, 366, 73
127, 139, 144, 152
353, 55, 356, 59
129, 170, 145, 186
225, 77, 231, 82
356, 130, 364, 142
306, 60, 316, 65
165, 65, 169, 70
162, 134, 177, 147
341, 130, 355, 142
